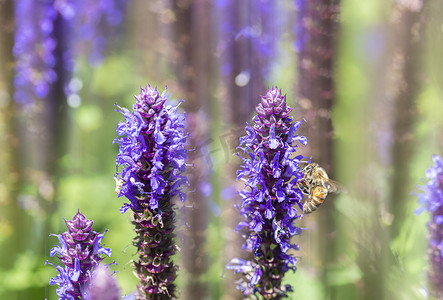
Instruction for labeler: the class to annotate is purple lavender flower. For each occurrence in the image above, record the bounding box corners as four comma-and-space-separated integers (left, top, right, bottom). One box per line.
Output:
417, 155, 443, 297
227, 87, 306, 298
114, 85, 188, 299
46, 211, 112, 300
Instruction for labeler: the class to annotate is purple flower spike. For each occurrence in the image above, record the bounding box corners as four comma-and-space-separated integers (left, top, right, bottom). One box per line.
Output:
114, 85, 188, 299
47, 211, 112, 300
228, 87, 306, 298
417, 155, 443, 297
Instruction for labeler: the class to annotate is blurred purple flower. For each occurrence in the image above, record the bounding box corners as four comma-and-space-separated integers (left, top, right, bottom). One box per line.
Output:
67, 0, 126, 66
114, 85, 188, 299
227, 87, 306, 298
293, 0, 307, 53
417, 155, 443, 297
46, 211, 111, 300
13, 0, 57, 104
12, 0, 127, 104
217, 0, 278, 80
86, 265, 120, 300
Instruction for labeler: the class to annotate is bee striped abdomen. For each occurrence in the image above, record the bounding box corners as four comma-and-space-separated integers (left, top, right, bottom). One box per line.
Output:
303, 186, 327, 214
312, 186, 327, 202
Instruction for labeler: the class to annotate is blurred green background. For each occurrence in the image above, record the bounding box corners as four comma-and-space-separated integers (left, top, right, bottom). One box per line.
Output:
0, 0, 442, 299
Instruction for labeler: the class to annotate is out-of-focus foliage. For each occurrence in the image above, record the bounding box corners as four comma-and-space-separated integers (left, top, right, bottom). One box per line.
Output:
1, 0, 443, 299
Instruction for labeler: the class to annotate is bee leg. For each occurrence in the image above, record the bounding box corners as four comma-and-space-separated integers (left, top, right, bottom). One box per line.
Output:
303, 199, 317, 214
302, 202, 313, 214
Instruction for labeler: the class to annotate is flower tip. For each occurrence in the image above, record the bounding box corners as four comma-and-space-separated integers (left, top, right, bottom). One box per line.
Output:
113, 103, 123, 112
119, 204, 131, 214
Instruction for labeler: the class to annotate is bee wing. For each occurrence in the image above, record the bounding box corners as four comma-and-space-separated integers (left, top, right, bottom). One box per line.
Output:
322, 179, 343, 194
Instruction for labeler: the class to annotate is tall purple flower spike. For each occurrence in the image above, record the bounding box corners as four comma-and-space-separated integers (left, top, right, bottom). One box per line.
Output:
46, 211, 111, 300
227, 87, 307, 298
114, 85, 188, 299
417, 155, 443, 298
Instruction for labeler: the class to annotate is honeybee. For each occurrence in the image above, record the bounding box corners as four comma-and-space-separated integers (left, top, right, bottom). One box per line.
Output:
298, 163, 340, 214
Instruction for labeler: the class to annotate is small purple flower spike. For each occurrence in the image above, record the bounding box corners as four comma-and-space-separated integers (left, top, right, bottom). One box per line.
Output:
227, 87, 306, 298
47, 211, 111, 300
114, 85, 188, 299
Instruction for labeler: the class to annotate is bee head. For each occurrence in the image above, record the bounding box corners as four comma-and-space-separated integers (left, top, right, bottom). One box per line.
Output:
302, 164, 314, 174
